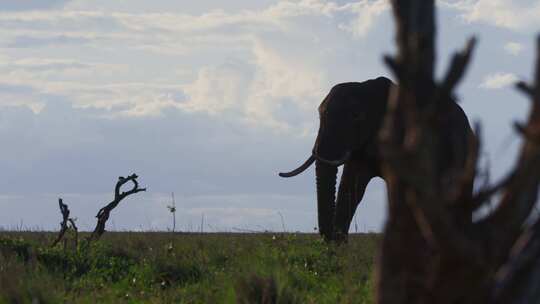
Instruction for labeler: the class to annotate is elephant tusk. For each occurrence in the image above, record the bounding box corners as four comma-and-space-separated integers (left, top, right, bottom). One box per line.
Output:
278, 156, 316, 178
312, 150, 351, 167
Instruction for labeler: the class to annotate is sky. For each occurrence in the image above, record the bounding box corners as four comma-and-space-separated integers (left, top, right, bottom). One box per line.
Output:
0, 0, 539, 232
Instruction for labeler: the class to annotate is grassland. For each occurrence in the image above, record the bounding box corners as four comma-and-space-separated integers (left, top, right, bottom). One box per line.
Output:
0, 232, 379, 303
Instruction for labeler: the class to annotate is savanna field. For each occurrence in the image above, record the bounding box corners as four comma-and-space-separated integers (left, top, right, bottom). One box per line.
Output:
0, 232, 379, 303
6, 1, 540, 303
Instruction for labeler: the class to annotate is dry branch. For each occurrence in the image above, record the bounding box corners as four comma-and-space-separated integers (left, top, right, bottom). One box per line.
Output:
493, 219, 540, 303
88, 174, 146, 241
377, 1, 540, 302
489, 35, 540, 303
480, 36, 540, 265
51, 198, 78, 247
51, 198, 69, 247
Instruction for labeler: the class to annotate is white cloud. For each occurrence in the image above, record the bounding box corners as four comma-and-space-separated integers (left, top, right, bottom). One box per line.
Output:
178, 40, 325, 130
480, 72, 518, 89
0, 1, 389, 125
246, 40, 325, 128
504, 42, 523, 56
181, 63, 252, 115
0, 58, 124, 75
0, 46, 323, 126
0, 0, 393, 55
442, 0, 540, 30
0, 1, 386, 36
338, 0, 390, 37
0, 93, 45, 114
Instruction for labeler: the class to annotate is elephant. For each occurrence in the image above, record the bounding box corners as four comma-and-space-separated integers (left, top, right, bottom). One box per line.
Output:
279, 76, 473, 242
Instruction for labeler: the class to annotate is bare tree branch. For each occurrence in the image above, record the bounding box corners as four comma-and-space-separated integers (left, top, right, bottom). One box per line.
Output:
51, 198, 70, 247
378, 1, 488, 303
88, 174, 146, 241
482, 36, 540, 263
378, 2, 540, 303
486, 35, 540, 302
516, 81, 535, 98
440, 37, 477, 98
493, 220, 540, 303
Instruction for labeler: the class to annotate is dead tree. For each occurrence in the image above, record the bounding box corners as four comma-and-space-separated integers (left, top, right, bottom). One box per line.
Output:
376, 1, 540, 303
88, 174, 146, 241
51, 198, 78, 248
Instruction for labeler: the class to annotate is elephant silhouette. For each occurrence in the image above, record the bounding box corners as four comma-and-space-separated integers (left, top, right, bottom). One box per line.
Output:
279, 77, 473, 242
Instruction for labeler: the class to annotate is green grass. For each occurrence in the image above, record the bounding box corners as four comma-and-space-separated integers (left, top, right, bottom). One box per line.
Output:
0, 232, 379, 303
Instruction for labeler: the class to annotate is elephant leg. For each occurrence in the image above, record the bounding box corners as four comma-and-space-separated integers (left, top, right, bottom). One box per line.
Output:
333, 161, 372, 242
315, 161, 338, 241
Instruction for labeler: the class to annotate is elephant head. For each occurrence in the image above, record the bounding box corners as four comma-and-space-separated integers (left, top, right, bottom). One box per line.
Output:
279, 77, 394, 241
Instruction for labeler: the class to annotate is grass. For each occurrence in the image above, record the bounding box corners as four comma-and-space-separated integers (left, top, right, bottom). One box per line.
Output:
0, 232, 379, 303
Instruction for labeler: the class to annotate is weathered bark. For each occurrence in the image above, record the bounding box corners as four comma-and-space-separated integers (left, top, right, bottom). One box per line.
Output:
51, 198, 78, 248
376, 1, 540, 303
88, 174, 146, 242
490, 36, 540, 303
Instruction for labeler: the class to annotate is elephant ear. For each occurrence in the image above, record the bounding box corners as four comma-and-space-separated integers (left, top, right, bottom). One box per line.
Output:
352, 111, 368, 123
350, 108, 385, 153
350, 78, 392, 152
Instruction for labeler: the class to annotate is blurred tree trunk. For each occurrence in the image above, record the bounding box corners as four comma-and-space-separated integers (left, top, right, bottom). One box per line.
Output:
375, 1, 540, 303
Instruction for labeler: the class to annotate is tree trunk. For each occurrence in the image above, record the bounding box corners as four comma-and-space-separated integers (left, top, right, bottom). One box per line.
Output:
376, 1, 540, 303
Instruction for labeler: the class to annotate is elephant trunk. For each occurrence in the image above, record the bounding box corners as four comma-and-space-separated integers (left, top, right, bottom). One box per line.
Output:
315, 160, 338, 241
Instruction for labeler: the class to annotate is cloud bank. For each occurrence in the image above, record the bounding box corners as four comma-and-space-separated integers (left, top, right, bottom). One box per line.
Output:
441, 0, 540, 31
480, 72, 518, 89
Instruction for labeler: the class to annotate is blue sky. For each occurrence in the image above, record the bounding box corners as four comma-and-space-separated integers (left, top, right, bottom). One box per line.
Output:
0, 0, 538, 232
